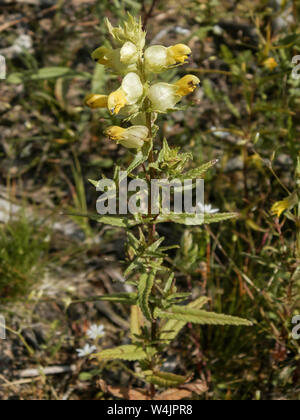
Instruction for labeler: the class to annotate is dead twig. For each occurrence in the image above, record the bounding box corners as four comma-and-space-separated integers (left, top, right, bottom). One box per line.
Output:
0, 4, 58, 33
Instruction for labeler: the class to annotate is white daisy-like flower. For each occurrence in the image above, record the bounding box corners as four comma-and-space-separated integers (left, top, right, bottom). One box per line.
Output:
198, 203, 220, 214
87, 324, 105, 340
76, 344, 97, 358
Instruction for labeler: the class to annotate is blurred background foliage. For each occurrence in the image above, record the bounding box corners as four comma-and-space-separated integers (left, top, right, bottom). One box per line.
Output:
0, 0, 299, 400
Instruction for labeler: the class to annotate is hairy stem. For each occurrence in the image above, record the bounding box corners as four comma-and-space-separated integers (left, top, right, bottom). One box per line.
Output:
145, 109, 158, 399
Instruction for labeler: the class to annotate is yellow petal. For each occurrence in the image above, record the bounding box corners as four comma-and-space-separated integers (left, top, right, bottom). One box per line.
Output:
105, 125, 148, 149
106, 126, 126, 140
84, 94, 108, 109
91, 46, 112, 66
263, 57, 278, 71
108, 89, 128, 115
167, 44, 192, 65
271, 199, 290, 218
175, 75, 200, 96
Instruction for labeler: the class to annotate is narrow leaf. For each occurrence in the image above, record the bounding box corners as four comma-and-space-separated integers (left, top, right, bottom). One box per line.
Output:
138, 273, 155, 321
156, 305, 252, 327
160, 297, 209, 343
182, 160, 219, 179
93, 345, 150, 361
145, 371, 188, 387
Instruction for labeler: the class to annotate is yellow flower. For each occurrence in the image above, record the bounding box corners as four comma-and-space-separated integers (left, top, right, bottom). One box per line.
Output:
84, 94, 108, 109
263, 57, 278, 71
148, 75, 200, 112
91, 46, 112, 66
108, 89, 128, 115
167, 44, 191, 65
108, 72, 144, 115
271, 193, 298, 218
91, 43, 138, 75
144, 44, 192, 73
271, 200, 289, 218
175, 75, 200, 96
106, 125, 149, 149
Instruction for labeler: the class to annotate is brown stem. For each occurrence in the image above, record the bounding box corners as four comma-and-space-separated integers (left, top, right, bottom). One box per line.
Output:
142, 0, 159, 30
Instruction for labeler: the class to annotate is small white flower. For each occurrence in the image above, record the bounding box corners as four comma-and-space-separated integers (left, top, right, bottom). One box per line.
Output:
198, 203, 220, 214
87, 324, 105, 340
76, 344, 97, 358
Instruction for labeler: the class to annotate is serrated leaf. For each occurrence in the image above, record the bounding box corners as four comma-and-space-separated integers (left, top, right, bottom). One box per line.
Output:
182, 160, 219, 179
127, 141, 153, 174
204, 212, 239, 224
145, 371, 188, 387
155, 212, 238, 226
155, 306, 252, 326
64, 211, 142, 228
160, 297, 209, 343
138, 273, 155, 321
93, 345, 151, 361
130, 305, 143, 342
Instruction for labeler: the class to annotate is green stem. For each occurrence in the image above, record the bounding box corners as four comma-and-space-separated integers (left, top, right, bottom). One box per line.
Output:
145, 109, 158, 399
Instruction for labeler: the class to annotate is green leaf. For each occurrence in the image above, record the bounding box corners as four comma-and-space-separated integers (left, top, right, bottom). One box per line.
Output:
182, 160, 219, 179
155, 305, 253, 327
95, 215, 139, 228
65, 211, 143, 228
93, 345, 153, 361
6, 72, 23, 84
160, 297, 209, 343
130, 305, 143, 342
204, 212, 239, 224
138, 273, 155, 321
127, 141, 153, 174
28, 67, 72, 80
88, 179, 99, 188
155, 212, 238, 226
144, 371, 187, 387
92, 293, 137, 304
276, 34, 300, 47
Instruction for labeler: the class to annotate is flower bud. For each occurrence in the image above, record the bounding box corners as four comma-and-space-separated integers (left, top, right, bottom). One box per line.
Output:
263, 57, 278, 71
105, 14, 146, 51
91, 45, 137, 75
106, 125, 149, 149
148, 83, 180, 112
145, 46, 169, 73
174, 75, 200, 96
167, 44, 192, 65
84, 94, 108, 109
145, 44, 192, 73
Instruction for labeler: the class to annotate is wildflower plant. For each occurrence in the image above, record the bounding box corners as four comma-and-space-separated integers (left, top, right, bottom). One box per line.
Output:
84, 14, 252, 397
